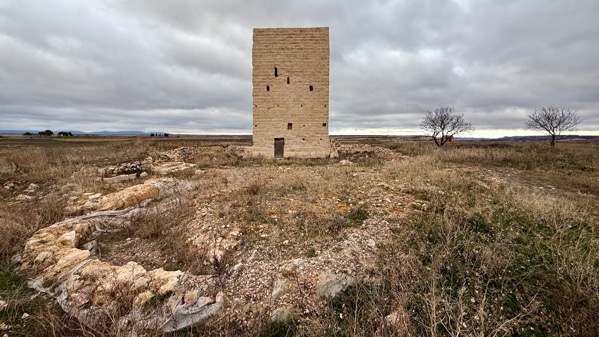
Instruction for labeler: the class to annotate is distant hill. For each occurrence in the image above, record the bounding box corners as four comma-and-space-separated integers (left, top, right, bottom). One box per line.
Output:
492, 135, 599, 142
89, 131, 149, 135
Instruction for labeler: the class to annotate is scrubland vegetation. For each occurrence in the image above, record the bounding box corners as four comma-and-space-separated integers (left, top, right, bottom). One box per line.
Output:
0, 136, 597, 336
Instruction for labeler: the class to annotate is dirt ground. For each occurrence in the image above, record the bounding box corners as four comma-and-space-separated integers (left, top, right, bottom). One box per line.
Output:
1, 136, 597, 336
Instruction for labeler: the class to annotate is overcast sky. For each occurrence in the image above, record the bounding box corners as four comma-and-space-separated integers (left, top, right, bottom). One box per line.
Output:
1, 0, 598, 137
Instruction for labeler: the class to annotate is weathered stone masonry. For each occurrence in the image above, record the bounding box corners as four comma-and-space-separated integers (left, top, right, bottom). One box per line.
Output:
252, 27, 330, 158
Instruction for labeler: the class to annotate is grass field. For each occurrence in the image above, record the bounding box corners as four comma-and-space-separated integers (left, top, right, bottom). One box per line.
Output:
0, 136, 597, 336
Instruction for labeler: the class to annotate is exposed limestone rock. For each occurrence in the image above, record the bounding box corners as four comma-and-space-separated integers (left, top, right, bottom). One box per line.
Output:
66, 178, 192, 214
156, 147, 194, 162
15, 194, 33, 201
102, 173, 138, 184
270, 305, 295, 322
270, 277, 290, 302
316, 272, 355, 298
99, 161, 146, 177
190, 226, 241, 263
90, 184, 159, 211
23, 213, 221, 333
152, 162, 196, 175
24, 183, 39, 193
19, 178, 225, 334
161, 293, 224, 333
85, 178, 191, 212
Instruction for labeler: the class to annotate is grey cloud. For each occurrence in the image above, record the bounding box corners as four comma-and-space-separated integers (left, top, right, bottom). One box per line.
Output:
0, 0, 598, 135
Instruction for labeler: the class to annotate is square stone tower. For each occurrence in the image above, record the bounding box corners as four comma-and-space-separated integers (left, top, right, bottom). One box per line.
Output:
252, 27, 330, 158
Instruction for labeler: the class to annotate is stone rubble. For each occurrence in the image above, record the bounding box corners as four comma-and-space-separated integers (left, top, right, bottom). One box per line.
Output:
98, 161, 146, 177
15, 194, 33, 201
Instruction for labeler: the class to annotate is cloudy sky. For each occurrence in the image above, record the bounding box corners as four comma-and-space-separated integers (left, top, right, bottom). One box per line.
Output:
1, 0, 598, 137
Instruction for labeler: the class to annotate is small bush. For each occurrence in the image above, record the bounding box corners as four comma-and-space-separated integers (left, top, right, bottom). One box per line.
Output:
346, 205, 369, 226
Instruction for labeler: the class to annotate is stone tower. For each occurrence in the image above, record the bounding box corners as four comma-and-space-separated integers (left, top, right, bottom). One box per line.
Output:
252, 27, 330, 158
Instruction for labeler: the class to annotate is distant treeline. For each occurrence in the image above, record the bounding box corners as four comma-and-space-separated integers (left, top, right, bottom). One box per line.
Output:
23, 130, 73, 137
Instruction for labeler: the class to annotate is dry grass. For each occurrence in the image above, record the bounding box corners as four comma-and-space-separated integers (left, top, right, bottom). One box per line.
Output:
1, 137, 598, 336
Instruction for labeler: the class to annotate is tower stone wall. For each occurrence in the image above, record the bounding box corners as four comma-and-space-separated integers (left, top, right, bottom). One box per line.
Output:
252, 27, 330, 158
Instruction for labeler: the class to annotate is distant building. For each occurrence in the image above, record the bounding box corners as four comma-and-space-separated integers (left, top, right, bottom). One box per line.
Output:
252, 27, 331, 158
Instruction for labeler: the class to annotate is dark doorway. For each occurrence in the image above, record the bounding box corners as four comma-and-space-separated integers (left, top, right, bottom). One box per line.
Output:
274, 138, 285, 158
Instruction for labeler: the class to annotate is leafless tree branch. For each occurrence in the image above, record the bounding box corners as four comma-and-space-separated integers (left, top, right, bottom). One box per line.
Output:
420, 107, 474, 146
525, 106, 582, 146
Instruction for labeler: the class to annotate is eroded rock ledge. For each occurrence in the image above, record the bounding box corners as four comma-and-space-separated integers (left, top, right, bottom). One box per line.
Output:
20, 178, 226, 334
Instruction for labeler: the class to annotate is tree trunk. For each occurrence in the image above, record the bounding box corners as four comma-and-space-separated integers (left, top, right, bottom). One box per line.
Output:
550, 134, 556, 147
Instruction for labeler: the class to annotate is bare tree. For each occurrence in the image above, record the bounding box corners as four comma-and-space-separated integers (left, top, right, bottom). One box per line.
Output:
420, 107, 474, 146
525, 106, 582, 147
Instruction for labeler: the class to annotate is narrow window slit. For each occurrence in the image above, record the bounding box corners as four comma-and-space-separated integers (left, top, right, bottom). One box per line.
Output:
287, 77, 290, 84
274, 67, 278, 77
266, 85, 270, 91
309, 85, 313, 91
287, 123, 292, 130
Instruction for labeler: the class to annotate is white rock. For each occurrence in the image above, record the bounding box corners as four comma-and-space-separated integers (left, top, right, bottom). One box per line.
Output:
316, 272, 355, 298
34, 251, 53, 264
271, 278, 290, 302
134, 291, 155, 306
82, 240, 97, 252
162, 298, 222, 333
215, 291, 227, 305
271, 306, 295, 322
15, 194, 33, 201
25, 183, 39, 192
59, 231, 77, 247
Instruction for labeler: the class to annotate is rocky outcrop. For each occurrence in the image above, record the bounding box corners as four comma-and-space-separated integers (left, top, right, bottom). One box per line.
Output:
316, 272, 355, 298
19, 179, 224, 334
98, 161, 146, 177
69, 178, 186, 213
152, 162, 196, 175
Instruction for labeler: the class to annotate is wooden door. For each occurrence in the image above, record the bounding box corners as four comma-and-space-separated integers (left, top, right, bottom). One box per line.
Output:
274, 138, 284, 158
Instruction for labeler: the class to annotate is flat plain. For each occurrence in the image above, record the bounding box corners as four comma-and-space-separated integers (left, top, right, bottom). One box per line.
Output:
0, 136, 597, 336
